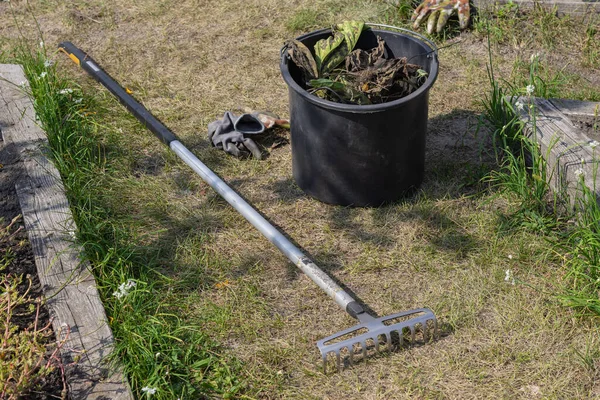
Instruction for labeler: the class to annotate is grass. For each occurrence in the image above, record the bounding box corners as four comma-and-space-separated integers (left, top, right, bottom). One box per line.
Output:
479, 52, 557, 232
4, 43, 245, 398
2, 0, 600, 398
477, 27, 600, 321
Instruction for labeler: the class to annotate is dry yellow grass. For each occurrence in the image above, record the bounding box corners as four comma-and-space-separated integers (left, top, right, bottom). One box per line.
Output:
2, 0, 600, 398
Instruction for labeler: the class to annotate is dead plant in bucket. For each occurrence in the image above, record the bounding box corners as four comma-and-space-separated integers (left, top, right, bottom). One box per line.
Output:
284, 21, 429, 105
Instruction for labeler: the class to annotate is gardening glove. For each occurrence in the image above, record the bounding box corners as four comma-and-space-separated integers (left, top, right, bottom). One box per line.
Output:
411, 0, 470, 34
208, 112, 264, 159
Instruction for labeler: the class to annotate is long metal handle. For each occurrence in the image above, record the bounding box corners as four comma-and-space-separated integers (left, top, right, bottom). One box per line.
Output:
58, 41, 365, 319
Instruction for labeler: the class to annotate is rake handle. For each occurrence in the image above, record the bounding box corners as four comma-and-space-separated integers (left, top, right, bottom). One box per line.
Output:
58, 41, 366, 320
58, 41, 177, 146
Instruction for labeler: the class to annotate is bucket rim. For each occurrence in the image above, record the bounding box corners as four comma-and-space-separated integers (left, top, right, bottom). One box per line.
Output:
280, 27, 439, 113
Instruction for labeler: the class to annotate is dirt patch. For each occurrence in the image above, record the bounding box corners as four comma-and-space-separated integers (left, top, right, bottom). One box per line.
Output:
0, 127, 66, 398
571, 115, 600, 142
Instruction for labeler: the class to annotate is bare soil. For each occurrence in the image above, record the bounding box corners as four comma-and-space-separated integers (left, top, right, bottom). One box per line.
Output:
0, 127, 65, 399
571, 115, 600, 142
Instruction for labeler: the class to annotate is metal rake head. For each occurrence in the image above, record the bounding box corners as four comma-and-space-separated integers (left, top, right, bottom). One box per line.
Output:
316, 308, 438, 373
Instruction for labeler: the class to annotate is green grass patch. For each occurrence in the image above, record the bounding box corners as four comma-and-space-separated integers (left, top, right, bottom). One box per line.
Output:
557, 182, 600, 315
479, 32, 600, 318
7, 43, 245, 399
286, 8, 327, 33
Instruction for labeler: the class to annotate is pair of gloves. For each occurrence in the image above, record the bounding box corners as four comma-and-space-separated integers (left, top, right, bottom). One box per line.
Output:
411, 0, 470, 34
208, 111, 289, 160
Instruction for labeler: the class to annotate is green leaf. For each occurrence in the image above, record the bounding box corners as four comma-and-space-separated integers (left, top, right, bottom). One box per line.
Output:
309, 78, 346, 92
314, 31, 345, 74
317, 21, 365, 75
337, 20, 364, 54
309, 77, 371, 104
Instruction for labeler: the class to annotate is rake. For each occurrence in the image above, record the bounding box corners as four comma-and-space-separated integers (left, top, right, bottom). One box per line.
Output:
58, 41, 439, 372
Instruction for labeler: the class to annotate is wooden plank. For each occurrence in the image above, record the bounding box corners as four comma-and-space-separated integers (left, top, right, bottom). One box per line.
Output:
517, 96, 600, 206
549, 98, 600, 117
473, 0, 600, 16
0, 64, 133, 400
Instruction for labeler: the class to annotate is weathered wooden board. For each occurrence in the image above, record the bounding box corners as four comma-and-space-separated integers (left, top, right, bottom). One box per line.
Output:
517, 96, 600, 206
0, 64, 132, 399
473, 0, 600, 16
549, 98, 600, 117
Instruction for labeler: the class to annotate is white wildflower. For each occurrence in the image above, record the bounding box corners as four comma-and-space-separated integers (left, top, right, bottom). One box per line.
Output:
39, 40, 44, 48
19, 81, 27, 88
59, 88, 73, 95
530, 53, 539, 63
39, 71, 47, 79
505, 269, 515, 285
589, 140, 599, 149
508, 254, 513, 260
112, 279, 137, 299
526, 85, 535, 96
141, 387, 157, 395
514, 101, 524, 111
44, 59, 54, 67
74, 98, 83, 104
574, 168, 585, 178
124, 280, 136, 290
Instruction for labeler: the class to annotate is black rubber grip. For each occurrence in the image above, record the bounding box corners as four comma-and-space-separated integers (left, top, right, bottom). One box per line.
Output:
58, 41, 178, 146
345, 301, 365, 319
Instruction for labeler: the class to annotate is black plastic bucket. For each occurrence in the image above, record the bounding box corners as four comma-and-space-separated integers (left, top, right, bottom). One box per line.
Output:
280, 25, 439, 206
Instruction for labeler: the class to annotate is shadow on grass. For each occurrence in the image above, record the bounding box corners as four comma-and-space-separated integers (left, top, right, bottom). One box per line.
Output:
115, 108, 496, 309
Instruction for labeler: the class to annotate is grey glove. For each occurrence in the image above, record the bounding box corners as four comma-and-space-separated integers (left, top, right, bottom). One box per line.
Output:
208, 112, 265, 159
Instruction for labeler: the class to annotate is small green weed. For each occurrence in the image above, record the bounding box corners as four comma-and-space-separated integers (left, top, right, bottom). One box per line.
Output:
583, 24, 600, 68
531, 4, 566, 50
472, 1, 521, 44
511, 54, 567, 99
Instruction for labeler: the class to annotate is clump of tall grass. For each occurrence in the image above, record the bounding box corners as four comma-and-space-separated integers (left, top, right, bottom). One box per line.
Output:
557, 176, 600, 315
9, 42, 244, 399
479, 51, 556, 232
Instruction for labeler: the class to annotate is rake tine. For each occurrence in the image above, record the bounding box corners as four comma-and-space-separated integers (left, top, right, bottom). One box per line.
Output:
348, 346, 354, 366
362, 340, 368, 360
316, 308, 438, 373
